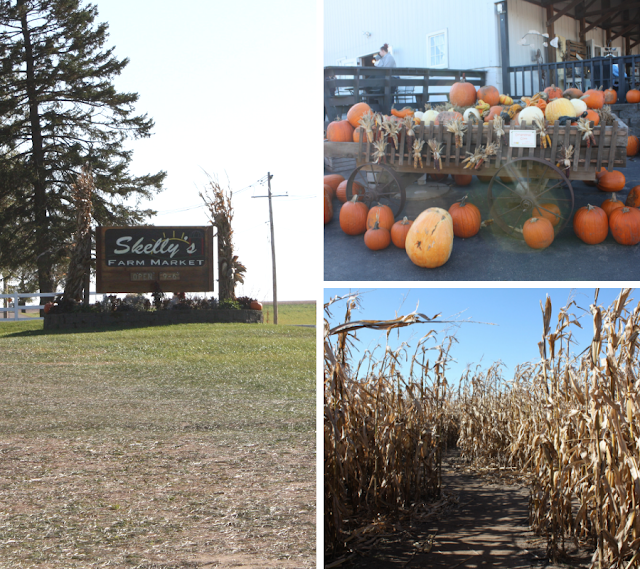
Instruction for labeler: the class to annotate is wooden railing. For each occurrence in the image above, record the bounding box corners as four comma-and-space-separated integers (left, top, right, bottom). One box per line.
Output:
324, 66, 487, 122
0, 292, 99, 321
508, 55, 640, 99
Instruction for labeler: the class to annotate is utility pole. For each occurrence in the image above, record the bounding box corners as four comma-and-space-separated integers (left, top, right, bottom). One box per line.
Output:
252, 172, 287, 324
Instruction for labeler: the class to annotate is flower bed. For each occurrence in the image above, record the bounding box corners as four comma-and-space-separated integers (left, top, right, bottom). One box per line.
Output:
43, 308, 263, 330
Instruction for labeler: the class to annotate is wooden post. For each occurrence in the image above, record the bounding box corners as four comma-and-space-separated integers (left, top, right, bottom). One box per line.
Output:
546, 5, 556, 66
267, 173, 278, 325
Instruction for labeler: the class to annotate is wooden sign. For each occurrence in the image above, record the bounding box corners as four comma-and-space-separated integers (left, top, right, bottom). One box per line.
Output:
96, 226, 214, 293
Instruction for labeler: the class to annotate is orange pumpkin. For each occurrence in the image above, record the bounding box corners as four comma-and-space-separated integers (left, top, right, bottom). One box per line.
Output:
347, 102, 372, 128
581, 88, 605, 109
476, 85, 500, 107
585, 109, 600, 126
573, 204, 609, 245
544, 84, 563, 100
353, 126, 365, 143
43, 302, 54, 314
364, 221, 391, 250
609, 207, 640, 245
449, 197, 481, 238
626, 89, 640, 104
625, 186, 640, 208
449, 79, 477, 107
339, 195, 369, 235
627, 135, 639, 157
324, 189, 333, 224
336, 180, 364, 203
390, 217, 413, 248
366, 203, 395, 231
523, 217, 554, 249
477, 175, 493, 183
596, 170, 625, 193
453, 174, 473, 186
405, 207, 454, 268
324, 174, 344, 197
429, 173, 448, 182
532, 203, 561, 226
327, 120, 354, 142
602, 193, 625, 218
250, 301, 263, 310
604, 88, 617, 104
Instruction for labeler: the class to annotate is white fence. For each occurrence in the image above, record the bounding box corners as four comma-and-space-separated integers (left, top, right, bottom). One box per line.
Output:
0, 292, 99, 322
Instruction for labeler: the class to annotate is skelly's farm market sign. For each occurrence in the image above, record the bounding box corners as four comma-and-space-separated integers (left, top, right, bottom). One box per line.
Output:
96, 226, 214, 293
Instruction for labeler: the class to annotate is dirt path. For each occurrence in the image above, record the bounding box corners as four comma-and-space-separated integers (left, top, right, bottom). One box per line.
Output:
334, 451, 592, 569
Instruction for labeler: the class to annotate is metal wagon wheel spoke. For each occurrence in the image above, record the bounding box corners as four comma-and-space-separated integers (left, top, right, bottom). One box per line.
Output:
487, 157, 574, 239
346, 162, 406, 218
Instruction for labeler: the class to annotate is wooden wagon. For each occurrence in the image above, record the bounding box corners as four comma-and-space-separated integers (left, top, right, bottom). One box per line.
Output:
324, 114, 628, 238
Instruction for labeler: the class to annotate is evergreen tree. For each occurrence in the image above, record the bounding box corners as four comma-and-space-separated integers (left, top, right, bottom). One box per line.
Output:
0, 0, 165, 292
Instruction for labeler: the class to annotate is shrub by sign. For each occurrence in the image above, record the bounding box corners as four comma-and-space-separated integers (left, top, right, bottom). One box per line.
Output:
96, 226, 214, 293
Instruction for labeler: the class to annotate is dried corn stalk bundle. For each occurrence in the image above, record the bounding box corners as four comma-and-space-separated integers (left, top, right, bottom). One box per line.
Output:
381, 118, 401, 150
455, 289, 640, 568
556, 145, 574, 174
358, 111, 376, 143
446, 118, 466, 148
413, 138, 425, 169
428, 139, 443, 170
324, 294, 457, 556
577, 117, 597, 148
372, 139, 388, 164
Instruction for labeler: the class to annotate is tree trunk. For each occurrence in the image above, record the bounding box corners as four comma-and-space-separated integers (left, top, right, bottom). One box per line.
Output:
19, 0, 53, 294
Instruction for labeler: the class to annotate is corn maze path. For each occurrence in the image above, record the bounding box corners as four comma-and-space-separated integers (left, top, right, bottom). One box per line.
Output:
340, 451, 593, 568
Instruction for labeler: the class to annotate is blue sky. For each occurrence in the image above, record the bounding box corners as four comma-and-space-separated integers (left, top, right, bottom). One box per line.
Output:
88, 0, 321, 301
324, 287, 631, 384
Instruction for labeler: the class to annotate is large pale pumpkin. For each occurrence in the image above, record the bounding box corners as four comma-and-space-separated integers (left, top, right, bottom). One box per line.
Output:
405, 208, 454, 268
421, 109, 439, 125
518, 106, 544, 126
545, 98, 576, 124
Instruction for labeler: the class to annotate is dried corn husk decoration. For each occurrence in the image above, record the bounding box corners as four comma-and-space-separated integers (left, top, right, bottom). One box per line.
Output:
428, 139, 443, 170
372, 139, 388, 163
382, 118, 401, 149
533, 117, 551, 149
577, 117, 597, 148
403, 115, 416, 139
556, 144, 574, 173
358, 111, 376, 143
492, 115, 506, 144
462, 146, 485, 170
413, 138, 425, 169
446, 118, 466, 148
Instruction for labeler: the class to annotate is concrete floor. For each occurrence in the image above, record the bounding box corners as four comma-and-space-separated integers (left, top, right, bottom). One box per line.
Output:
324, 155, 640, 282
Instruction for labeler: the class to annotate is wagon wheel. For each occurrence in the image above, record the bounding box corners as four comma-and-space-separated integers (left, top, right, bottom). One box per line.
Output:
346, 163, 406, 218
487, 157, 574, 239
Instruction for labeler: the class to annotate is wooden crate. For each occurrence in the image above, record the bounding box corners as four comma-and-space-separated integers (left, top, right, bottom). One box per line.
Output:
324, 114, 628, 181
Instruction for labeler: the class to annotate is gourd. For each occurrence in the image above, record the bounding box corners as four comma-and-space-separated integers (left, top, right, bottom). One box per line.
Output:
545, 98, 576, 124
626, 89, 640, 103
366, 203, 394, 231
609, 207, 640, 245
405, 207, 454, 268
596, 170, 625, 193
580, 88, 605, 109
602, 193, 624, 217
326, 120, 354, 142
563, 87, 583, 99
364, 219, 391, 250
532, 203, 561, 226
570, 98, 587, 116
523, 217, 554, 249
573, 204, 608, 244
499, 94, 513, 105
627, 135, 639, 157
484, 106, 504, 123
463, 108, 481, 123
390, 217, 413, 248
347, 102, 372, 128
448, 196, 481, 238
476, 85, 500, 107
339, 195, 369, 235
449, 79, 477, 107
604, 88, 617, 104
421, 109, 439, 125
518, 106, 544, 126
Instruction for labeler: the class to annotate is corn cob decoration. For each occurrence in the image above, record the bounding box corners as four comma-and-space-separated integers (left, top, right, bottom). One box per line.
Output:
556, 144, 574, 175
413, 138, 425, 169
372, 139, 388, 164
428, 139, 443, 170
533, 117, 551, 149
446, 118, 466, 148
577, 117, 597, 148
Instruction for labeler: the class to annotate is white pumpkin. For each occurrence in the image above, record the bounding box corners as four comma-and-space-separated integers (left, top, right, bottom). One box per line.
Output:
421, 109, 439, 125
463, 108, 481, 123
570, 98, 587, 116
413, 111, 424, 122
518, 106, 545, 126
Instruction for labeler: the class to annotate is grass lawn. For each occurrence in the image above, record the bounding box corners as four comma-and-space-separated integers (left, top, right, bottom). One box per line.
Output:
0, 320, 315, 568
261, 302, 315, 325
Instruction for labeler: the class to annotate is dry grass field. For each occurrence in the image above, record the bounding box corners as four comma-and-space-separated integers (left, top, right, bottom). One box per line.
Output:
0, 319, 315, 568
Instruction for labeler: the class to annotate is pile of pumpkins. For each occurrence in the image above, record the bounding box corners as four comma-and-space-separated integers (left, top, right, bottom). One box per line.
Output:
326, 81, 640, 156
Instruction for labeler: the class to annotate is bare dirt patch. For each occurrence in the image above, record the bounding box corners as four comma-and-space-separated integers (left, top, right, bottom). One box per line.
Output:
331, 451, 592, 569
